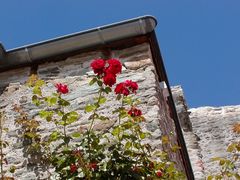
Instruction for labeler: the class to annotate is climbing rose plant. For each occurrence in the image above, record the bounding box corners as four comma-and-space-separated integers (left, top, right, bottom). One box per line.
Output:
19, 59, 185, 179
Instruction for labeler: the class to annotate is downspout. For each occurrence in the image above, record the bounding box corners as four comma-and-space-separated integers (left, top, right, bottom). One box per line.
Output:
149, 31, 195, 180
0, 44, 5, 61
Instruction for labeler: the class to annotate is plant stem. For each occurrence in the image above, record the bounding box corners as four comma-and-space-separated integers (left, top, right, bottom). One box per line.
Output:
133, 123, 148, 162
87, 84, 103, 160
117, 98, 124, 143
77, 152, 91, 180
88, 89, 103, 132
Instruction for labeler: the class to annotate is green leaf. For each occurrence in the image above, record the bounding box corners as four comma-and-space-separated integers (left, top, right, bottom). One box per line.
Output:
52, 92, 58, 97
32, 95, 41, 106
3, 128, 9, 132
116, 94, 122, 101
24, 132, 37, 138
66, 112, 79, 125
161, 135, 169, 144
139, 132, 146, 139
35, 80, 45, 87
171, 145, 181, 152
207, 176, 213, 180
39, 110, 49, 118
123, 96, 132, 105
119, 111, 128, 119
125, 141, 132, 149
112, 126, 121, 137
211, 157, 222, 162
50, 97, 57, 106
56, 110, 64, 117
71, 132, 81, 138
89, 77, 97, 86
133, 142, 140, 149
234, 173, 240, 179
227, 143, 236, 152
9, 165, 16, 173
39, 110, 53, 121
49, 131, 61, 142
62, 111, 79, 125
219, 159, 227, 166
97, 80, 103, 86
58, 98, 70, 106
122, 121, 133, 129
33, 86, 42, 96
85, 104, 96, 112
104, 87, 112, 94
99, 96, 106, 104
98, 116, 109, 121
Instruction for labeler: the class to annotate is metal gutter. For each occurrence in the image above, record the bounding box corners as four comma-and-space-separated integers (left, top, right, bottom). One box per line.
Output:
0, 15, 157, 72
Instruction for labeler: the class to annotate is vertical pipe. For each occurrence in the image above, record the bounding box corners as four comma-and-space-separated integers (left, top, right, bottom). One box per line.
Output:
148, 31, 195, 180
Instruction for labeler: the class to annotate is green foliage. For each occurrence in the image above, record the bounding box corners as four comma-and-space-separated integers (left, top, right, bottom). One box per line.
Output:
10, 69, 185, 179
207, 138, 240, 179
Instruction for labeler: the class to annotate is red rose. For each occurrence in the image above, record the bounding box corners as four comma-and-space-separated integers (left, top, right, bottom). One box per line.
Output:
55, 83, 69, 94
156, 170, 163, 177
88, 162, 98, 170
70, 164, 78, 173
90, 59, 105, 75
125, 80, 138, 93
128, 107, 142, 117
106, 59, 122, 75
114, 82, 130, 96
103, 73, 116, 87
114, 80, 138, 96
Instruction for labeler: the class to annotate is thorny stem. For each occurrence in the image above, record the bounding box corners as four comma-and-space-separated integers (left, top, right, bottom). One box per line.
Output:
59, 95, 68, 147
87, 83, 103, 159
77, 151, 91, 180
117, 98, 124, 143
88, 88, 103, 132
129, 104, 148, 162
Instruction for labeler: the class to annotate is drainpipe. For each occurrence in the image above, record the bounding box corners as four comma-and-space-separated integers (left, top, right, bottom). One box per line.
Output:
0, 44, 5, 61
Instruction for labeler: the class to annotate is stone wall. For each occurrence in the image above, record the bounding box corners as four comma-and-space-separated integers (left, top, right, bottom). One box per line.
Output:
190, 106, 240, 177
172, 86, 240, 179
0, 43, 184, 179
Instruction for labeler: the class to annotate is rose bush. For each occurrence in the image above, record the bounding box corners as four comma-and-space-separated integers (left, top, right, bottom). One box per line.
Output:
13, 59, 185, 179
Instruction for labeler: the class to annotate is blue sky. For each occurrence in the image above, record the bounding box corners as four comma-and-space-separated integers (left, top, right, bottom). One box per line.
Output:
1, 0, 240, 108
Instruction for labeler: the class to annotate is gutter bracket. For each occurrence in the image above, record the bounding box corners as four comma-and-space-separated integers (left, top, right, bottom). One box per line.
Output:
24, 48, 32, 63
97, 27, 106, 45
139, 19, 146, 34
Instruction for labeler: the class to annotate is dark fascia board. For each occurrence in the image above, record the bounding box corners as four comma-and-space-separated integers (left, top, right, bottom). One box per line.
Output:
0, 15, 157, 72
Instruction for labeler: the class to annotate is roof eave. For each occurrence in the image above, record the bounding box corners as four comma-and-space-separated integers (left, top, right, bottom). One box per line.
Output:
0, 15, 157, 72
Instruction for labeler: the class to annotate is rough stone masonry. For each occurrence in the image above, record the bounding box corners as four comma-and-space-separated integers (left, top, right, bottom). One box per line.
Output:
172, 86, 240, 179
0, 43, 184, 179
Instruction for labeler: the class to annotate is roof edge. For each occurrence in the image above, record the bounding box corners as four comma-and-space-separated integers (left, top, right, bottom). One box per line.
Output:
0, 15, 157, 72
